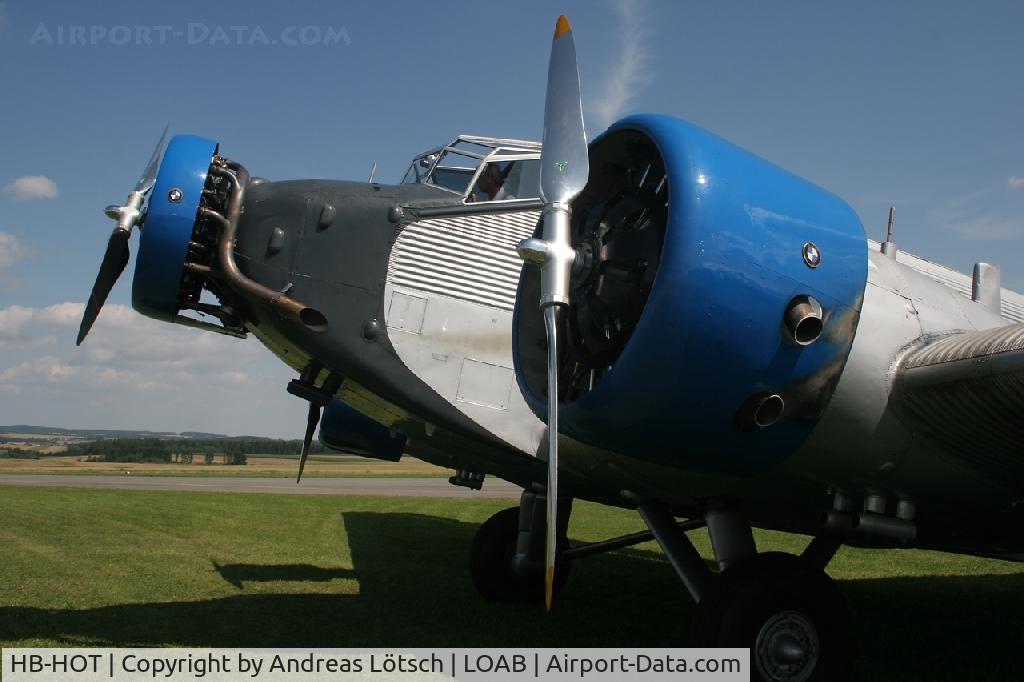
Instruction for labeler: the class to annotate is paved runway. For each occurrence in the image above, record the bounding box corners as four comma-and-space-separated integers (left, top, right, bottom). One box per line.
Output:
0, 474, 522, 498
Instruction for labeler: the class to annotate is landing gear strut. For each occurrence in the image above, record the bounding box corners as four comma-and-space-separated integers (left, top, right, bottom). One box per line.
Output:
468, 491, 852, 680
469, 491, 572, 603
637, 500, 852, 682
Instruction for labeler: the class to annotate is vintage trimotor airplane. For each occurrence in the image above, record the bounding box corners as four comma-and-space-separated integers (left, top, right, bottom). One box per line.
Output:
78, 15, 1024, 682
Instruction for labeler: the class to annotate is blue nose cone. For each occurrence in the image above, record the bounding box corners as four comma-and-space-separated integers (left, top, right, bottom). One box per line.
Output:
132, 135, 218, 322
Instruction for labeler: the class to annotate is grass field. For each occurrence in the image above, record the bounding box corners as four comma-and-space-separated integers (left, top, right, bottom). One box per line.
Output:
1, 485, 1022, 680
0, 454, 449, 478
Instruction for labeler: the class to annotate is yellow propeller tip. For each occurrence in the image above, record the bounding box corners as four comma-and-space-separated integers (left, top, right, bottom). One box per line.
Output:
554, 15, 572, 39
544, 567, 555, 612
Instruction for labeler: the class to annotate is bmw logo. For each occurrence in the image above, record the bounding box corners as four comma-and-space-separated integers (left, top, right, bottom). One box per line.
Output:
168, 188, 184, 203
802, 242, 821, 269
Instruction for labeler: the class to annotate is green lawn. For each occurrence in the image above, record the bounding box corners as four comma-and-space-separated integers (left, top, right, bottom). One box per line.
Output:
1, 485, 1022, 680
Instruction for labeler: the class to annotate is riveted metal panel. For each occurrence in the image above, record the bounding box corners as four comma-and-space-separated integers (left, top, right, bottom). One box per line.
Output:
895, 324, 1024, 485
903, 324, 1024, 370
868, 239, 1024, 323
386, 291, 427, 334
456, 358, 514, 410
387, 210, 540, 311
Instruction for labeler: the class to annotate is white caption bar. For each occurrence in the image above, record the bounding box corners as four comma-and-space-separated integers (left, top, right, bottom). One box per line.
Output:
2, 648, 749, 681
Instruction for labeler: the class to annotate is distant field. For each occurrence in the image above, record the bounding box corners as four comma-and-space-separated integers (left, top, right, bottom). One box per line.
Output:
0, 453, 449, 477
1, 485, 1022, 680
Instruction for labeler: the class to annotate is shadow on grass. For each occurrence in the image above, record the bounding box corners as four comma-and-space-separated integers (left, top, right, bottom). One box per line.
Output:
3, 511, 1023, 681
212, 562, 355, 589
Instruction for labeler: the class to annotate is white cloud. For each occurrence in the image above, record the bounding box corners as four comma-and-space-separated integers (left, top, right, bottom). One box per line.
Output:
1009, 176, 1024, 190
587, 0, 655, 133
0, 301, 305, 437
0, 356, 79, 385
0, 304, 36, 340
0, 302, 77, 345
3, 175, 59, 201
0, 232, 29, 270
928, 184, 1024, 241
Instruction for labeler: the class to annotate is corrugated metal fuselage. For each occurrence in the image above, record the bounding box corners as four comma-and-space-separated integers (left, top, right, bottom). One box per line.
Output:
228, 177, 1024, 556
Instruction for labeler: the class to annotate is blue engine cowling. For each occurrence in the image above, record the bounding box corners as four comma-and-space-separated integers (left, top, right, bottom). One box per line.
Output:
132, 135, 218, 321
319, 399, 407, 462
513, 114, 868, 476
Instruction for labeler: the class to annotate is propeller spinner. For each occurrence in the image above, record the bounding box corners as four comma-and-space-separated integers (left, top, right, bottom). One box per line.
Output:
77, 126, 169, 345
516, 15, 589, 611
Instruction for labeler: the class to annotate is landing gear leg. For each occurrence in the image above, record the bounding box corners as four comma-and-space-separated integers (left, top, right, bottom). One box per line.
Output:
699, 514, 852, 682
636, 502, 712, 602
469, 490, 572, 603
635, 500, 852, 681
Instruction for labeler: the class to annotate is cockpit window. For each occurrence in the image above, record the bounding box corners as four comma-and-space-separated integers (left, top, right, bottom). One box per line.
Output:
401, 154, 437, 185
401, 135, 542, 202
469, 159, 541, 202
428, 150, 482, 193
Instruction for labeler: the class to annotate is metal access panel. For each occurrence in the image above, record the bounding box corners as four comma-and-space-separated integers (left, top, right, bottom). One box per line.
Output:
456, 358, 514, 410
387, 292, 427, 333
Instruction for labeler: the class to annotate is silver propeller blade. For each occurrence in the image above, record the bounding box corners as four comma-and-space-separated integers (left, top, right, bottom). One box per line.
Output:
134, 124, 169, 193
518, 14, 589, 612
76, 125, 170, 346
540, 17, 589, 208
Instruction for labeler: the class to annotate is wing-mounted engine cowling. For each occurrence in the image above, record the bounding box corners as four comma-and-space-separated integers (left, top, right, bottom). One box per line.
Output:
513, 114, 868, 475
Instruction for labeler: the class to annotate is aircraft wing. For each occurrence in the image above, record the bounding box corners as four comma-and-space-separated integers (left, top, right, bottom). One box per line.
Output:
896, 324, 1024, 476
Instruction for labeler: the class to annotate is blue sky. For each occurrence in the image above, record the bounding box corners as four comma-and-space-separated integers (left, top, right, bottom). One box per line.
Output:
1, 0, 1022, 437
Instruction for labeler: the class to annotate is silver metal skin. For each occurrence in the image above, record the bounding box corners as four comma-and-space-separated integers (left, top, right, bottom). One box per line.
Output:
519, 15, 591, 612
972, 262, 1002, 313
785, 247, 1018, 505
383, 208, 547, 455
869, 238, 1024, 322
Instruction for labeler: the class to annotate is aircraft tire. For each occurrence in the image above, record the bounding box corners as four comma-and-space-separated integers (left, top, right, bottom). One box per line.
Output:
689, 551, 853, 682
469, 506, 571, 603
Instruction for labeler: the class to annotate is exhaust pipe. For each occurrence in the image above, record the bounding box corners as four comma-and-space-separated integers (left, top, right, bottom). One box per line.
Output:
735, 392, 785, 431
205, 163, 328, 332
852, 512, 916, 542
822, 510, 916, 542
783, 295, 823, 346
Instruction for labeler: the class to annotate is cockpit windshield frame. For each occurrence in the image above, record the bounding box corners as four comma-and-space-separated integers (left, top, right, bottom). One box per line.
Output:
401, 135, 543, 203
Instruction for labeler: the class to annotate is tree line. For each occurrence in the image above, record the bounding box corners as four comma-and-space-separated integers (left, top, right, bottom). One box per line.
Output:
65, 437, 326, 464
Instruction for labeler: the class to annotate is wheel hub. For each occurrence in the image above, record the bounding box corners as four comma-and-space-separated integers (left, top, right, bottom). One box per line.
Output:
754, 610, 820, 682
